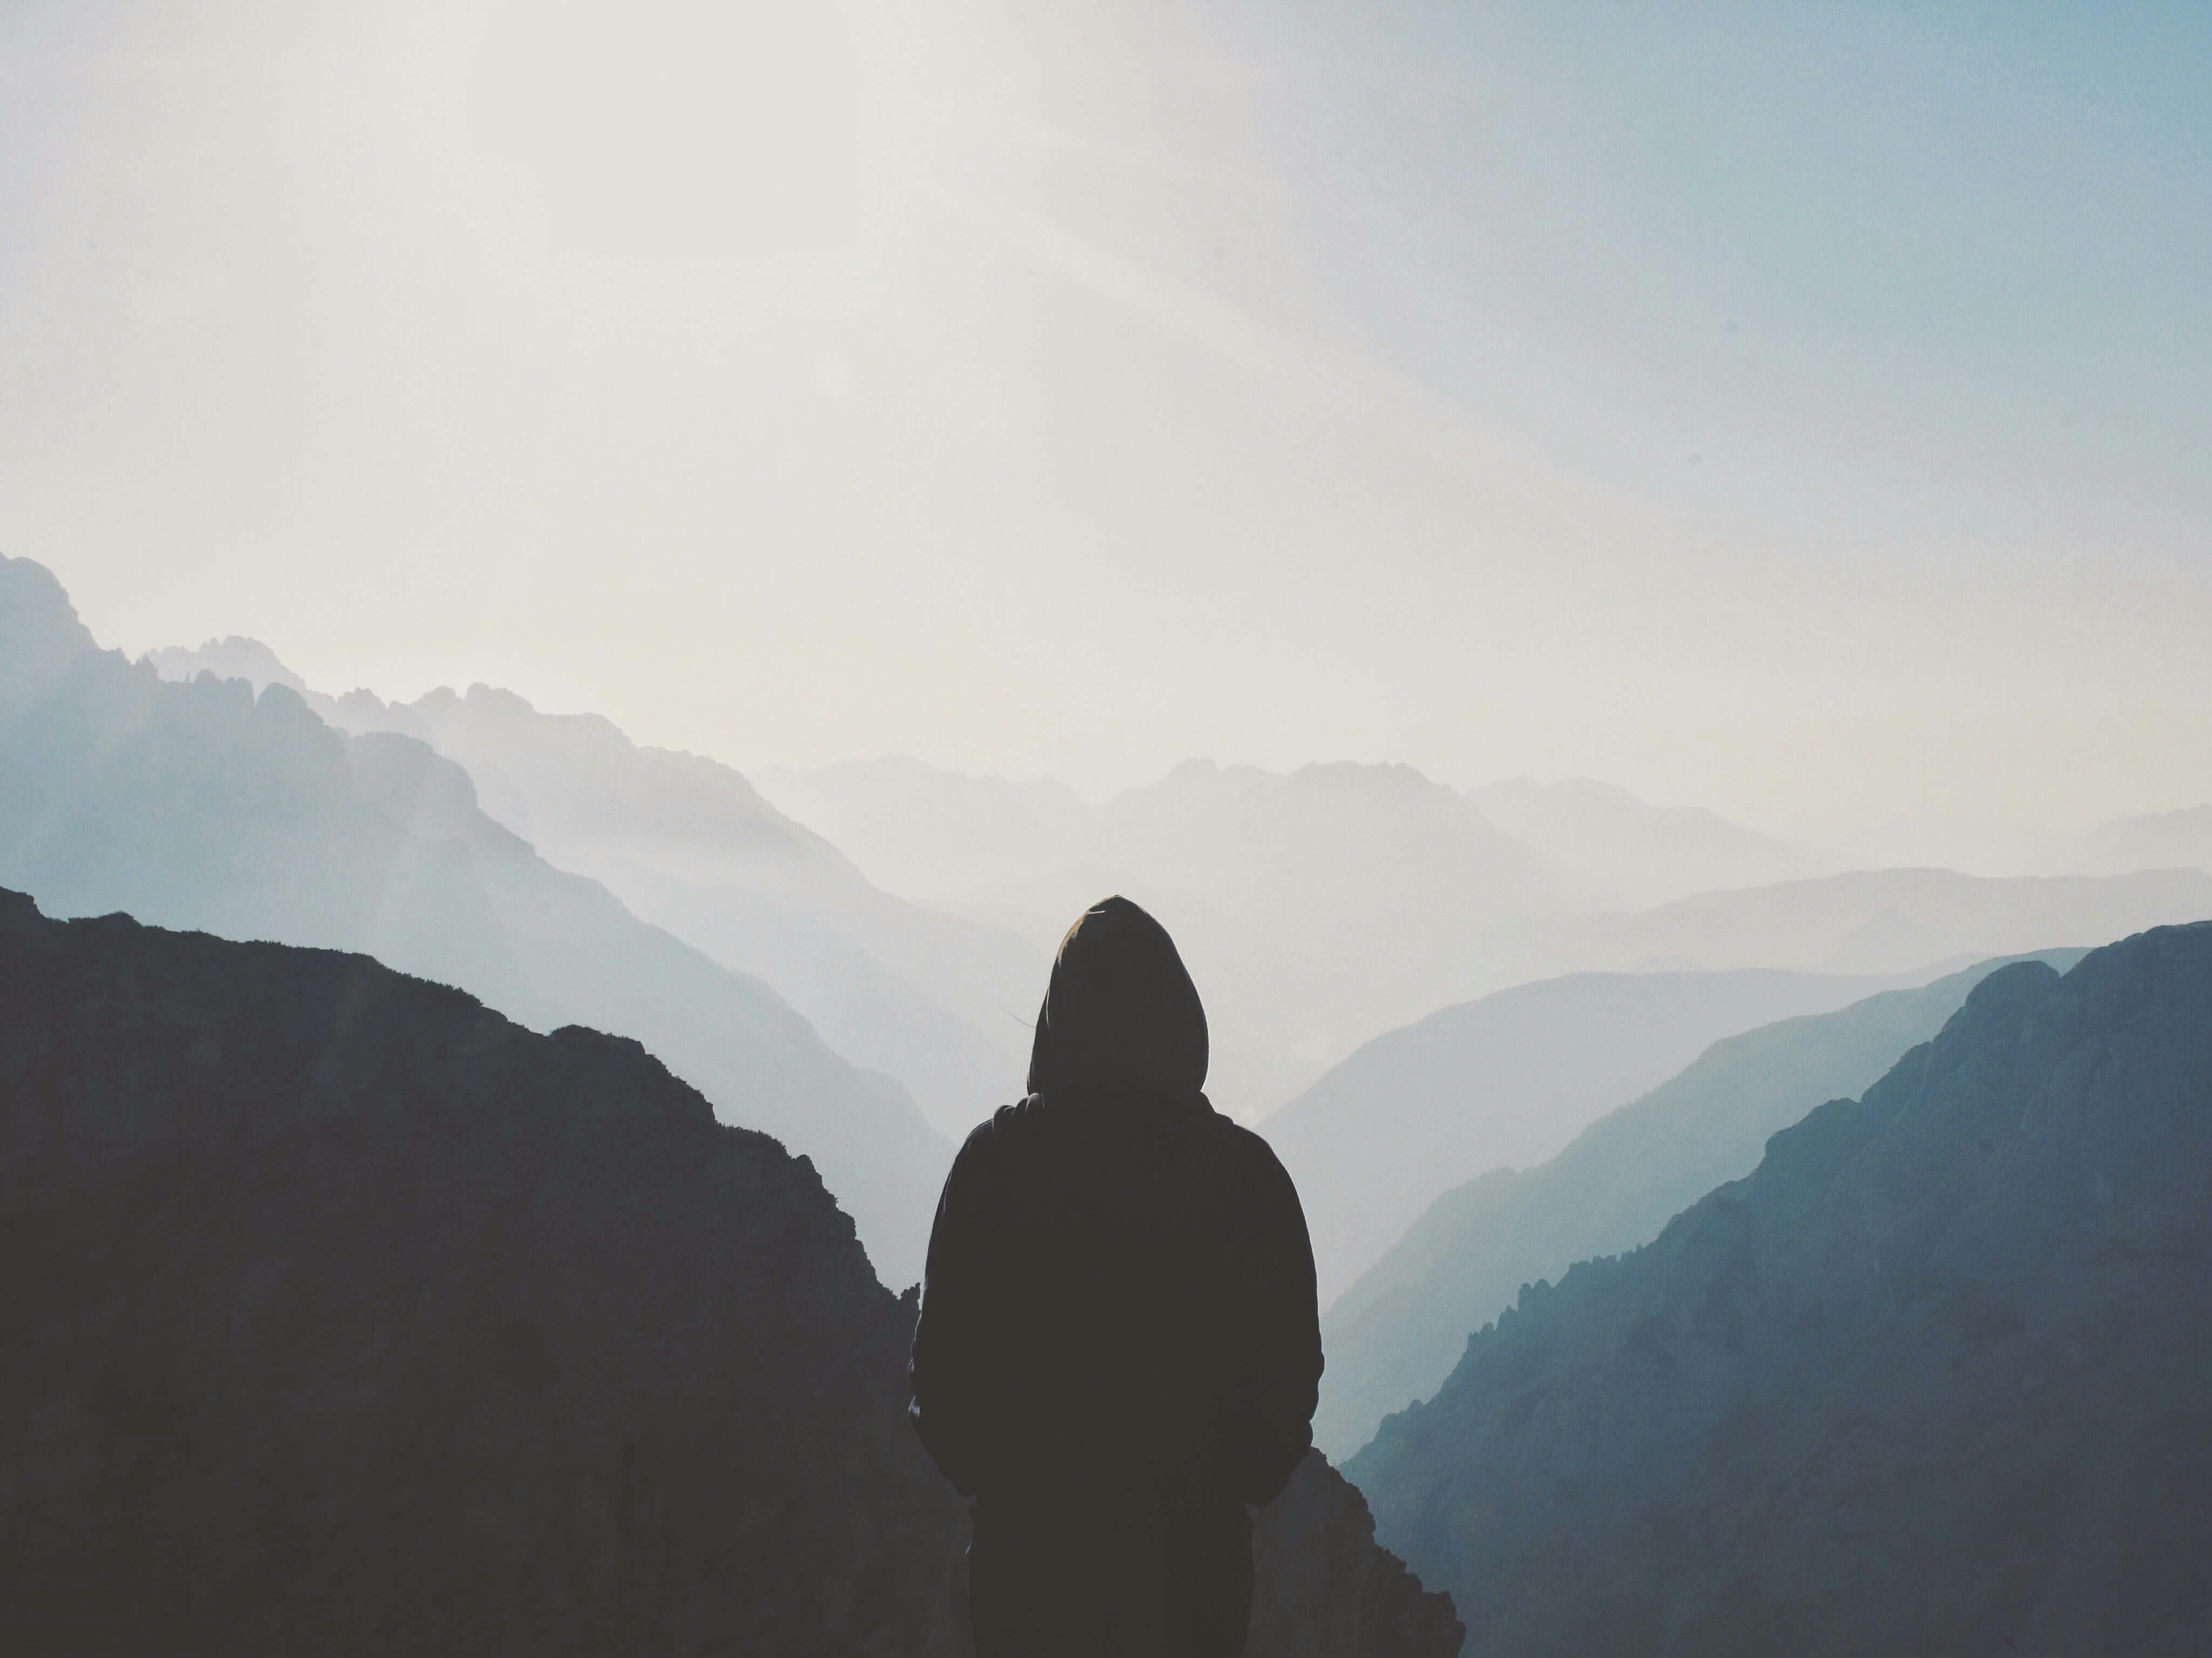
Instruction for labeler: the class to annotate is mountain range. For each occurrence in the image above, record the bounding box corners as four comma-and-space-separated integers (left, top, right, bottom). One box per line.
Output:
2058, 805, 2212, 879
149, 643, 1042, 1140
1464, 777, 1836, 908
0, 887, 1462, 1655
1, 556, 948, 1283
775, 757, 1561, 1116
1312, 951, 2083, 1458
1350, 924, 2212, 1656
760, 757, 2212, 1117
1454, 866, 2212, 998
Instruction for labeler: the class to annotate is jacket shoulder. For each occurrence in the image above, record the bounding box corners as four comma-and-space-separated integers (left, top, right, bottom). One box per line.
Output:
950, 1095, 1046, 1171
1216, 1114, 1286, 1170
1210, 1116, 1302, 1202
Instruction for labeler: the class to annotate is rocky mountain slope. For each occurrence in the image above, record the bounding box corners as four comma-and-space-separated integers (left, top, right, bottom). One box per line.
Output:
1314, 952, 2082, 1458
0, 890, 1460, 1655
1, 555, 948, 1283
1350, 925, 2212, 1657
1263, 967, 1924, 1305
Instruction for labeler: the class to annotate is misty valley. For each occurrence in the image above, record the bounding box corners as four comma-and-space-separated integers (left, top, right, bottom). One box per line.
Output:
3, 552, 2210, 1654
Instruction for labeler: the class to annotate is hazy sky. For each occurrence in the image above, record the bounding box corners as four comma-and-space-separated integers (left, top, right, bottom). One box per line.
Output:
3, 1, 2208, 864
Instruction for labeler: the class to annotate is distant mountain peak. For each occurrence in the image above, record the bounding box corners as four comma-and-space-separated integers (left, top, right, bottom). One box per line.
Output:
0, 554, 99, 719
2060, 803, 2212, 878
145, 634, 307, 696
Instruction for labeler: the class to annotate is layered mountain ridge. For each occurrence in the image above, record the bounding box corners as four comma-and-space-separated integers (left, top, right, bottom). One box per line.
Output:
147, 639, 1043, 1140
761, 756, 2212, 1118
1265, 966, 1937, 1306
1350, 923, 2212, 1657
1313, 951, 2085, 1458
1464, 777, 1836, 908
1, 555, 947, 1283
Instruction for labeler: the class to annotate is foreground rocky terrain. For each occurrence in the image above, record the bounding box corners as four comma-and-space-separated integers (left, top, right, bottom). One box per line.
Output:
0, 890, 1456, 1655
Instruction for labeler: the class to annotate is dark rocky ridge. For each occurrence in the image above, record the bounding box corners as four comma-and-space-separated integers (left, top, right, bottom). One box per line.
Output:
1350, 924, 2212, 1657
1251, 1454, 1466, 1657
0, 891, 1458, 1655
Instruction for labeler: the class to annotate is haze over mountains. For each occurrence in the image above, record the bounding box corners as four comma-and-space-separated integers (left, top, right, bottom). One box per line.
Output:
1264, 967, 1941, 1306
777, 757, 1562, 1114
137, 630, 2212, 1140
0, 889, 1462, 1656
149, 642, 1042, 1141
759, 758, 2212, 1117
1459, 867, 2212, 996
1351, 926, 2212, 1655
1313, 952, 2085, 1459
1463, 778, 1837, 908
2057, 806, 2212, 880
1, 557, 947, 1282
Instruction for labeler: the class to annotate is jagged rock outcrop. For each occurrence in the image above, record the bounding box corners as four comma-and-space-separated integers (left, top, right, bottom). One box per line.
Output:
1351, 925, 2212, 1657
1251, 1453, 1464, 1657
0, 891, 1458, 1654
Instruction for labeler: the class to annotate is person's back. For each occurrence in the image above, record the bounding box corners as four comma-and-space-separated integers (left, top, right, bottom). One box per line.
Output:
910, 897, 1323, 1657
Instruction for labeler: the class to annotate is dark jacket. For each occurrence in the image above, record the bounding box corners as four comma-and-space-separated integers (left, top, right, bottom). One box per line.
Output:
910, 897, 1322, 1655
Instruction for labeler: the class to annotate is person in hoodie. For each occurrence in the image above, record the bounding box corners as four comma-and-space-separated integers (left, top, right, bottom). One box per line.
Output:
909, 895, 1323, 1657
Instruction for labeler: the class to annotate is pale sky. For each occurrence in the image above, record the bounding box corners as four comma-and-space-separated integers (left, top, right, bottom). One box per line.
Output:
3, 0, 2208, 867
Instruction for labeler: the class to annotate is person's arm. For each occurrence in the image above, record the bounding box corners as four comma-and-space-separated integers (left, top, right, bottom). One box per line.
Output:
1222, 1139, 1324, 1506
908, 1121, 999, 1497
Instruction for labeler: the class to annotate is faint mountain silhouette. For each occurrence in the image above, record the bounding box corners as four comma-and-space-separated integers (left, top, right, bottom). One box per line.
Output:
1452, 866, 2212, 1001
761, 760, 2212, 1121
754, 755, 1101, 909
146, 635, 305, 697
2056, 804, 2212, 877
1466, 776, 1836, 907
1352, 925, 2212, 1656
263, 669, 1046, 1139
763, 756, 1560, 1115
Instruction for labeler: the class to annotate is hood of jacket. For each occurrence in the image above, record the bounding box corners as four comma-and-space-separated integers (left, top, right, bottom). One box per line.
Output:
1026, 895, 1208, 1101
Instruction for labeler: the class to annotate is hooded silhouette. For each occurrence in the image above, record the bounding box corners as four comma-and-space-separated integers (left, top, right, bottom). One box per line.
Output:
911, 897, 1322, 1656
